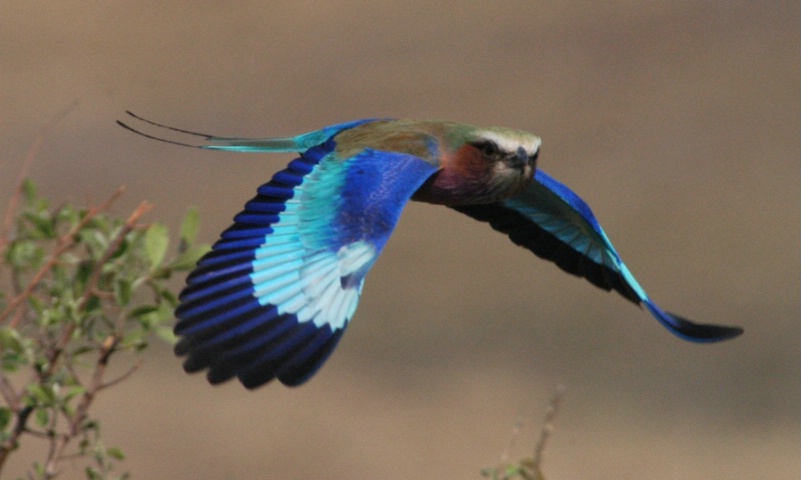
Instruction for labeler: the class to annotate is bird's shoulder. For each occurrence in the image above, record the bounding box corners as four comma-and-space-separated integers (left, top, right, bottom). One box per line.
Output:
325, 119, 478, 166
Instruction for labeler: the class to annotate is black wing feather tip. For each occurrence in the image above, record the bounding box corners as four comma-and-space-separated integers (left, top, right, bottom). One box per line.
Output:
665, 311, 744, 342
276, 328, 344, 387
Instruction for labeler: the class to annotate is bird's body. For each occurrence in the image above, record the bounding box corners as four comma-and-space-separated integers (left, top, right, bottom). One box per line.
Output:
119, 113, 742, 389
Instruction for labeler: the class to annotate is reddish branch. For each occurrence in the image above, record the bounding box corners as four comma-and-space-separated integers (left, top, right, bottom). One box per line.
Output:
0, 99, 80, 255
0, 187, 128, 328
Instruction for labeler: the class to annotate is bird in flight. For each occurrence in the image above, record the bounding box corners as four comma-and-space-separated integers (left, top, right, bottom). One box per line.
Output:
118, 112, 742, 389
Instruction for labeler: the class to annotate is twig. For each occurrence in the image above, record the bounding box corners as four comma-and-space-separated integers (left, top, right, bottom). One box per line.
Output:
484, 386, 567, 480
43, 334, 116, 477
46, 200, 151, 374
98, 361, 142, 392
44, 399, 61, 478
76, 200, 152, 315
500, 417, 524, 465
0, 187, 127, 327
39, 202, 152, 477
0, 199, 152, 476
0, 406, 33, 468
0, 374, 19, 410
0, 100, 80, 254
531, 385, 566, 471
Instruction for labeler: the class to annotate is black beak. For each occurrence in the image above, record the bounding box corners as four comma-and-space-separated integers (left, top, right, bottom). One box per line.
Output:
506, 146, 531, 169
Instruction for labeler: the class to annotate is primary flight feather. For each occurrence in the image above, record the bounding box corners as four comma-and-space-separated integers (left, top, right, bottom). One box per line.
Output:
118, 112, 742, 389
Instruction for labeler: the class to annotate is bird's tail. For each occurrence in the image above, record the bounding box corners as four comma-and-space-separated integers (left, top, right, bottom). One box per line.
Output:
117, 111, 377, 153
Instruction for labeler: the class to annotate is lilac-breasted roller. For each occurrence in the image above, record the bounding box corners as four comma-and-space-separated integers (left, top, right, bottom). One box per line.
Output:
119, 112, 742, 389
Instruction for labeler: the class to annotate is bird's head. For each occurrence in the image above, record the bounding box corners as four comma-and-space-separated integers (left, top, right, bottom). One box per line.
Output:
412, 124, 541, 205
332, 119, 541, 205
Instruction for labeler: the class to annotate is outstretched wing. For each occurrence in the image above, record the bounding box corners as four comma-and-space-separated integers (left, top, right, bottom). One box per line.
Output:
453, 170, 742, 342
175, 138, 439, 388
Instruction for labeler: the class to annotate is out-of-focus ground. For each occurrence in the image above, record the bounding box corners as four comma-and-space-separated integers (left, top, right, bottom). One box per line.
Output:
1, 2, 798, 479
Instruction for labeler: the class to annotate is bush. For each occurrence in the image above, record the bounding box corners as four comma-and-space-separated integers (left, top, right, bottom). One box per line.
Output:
0, 178, 208, 479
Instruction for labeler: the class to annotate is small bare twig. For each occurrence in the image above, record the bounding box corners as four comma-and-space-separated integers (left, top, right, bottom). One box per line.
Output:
0, 406, 33, 468
500, 417, 524, 465
532, 385, 566, 470
98, 361, 142, 392
0, 99, 80, 254
484, 385, 567, 480
0, 375, 19, 411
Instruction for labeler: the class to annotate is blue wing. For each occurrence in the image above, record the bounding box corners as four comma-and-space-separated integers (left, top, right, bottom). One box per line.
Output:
453, 170, 743, 342
174, 137, 439, 388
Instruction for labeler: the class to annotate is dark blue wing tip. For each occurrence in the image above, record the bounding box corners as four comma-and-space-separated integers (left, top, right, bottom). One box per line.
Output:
663, 311, 743, 343
645, 301, 743, 343
174, 305, 344, 389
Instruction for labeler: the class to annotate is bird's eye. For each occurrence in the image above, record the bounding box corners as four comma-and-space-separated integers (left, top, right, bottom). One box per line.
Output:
479, 141, 499, 157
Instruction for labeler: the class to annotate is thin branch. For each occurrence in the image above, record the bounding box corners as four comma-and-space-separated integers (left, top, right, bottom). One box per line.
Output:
97, 361, 142, 392
0, 406, 33, 469
44, 401, 61, 478
0, 99, 80, 254
532, 385, 566, 469
0, 199, 153, 476
76, 200, 152, 314
0, 187, 127, 327
47, 201, 151, 376
44, 333, 120, 477
0, 374, 19, 410
37, 198, 152, 475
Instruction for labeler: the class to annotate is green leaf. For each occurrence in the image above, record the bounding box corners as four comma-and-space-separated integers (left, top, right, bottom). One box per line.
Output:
118, 331, 147, 351
114, 277, 132, 307
85, 466, 101, 480
144, 223, 169, 269
26, 384, 56, 405
158, 288, 178, 306
179, 206, 201, 249
57, 203, 81, 226
74, 260, 94, 290
0, 407, 11, 430
127, 304, 160, 319
22, 211, 56, 240
106, 446, 125, 460
0, 326, 25, 354
169, 243, 210, 270
21, 177, 38, 204
62, 385, 87, 401
34, 407, 49, 427
5, 240, 45, 270
155, 325, 178, 345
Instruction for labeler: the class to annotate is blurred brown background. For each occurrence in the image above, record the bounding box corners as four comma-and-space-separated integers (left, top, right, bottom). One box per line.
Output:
1, 1, 798, 479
